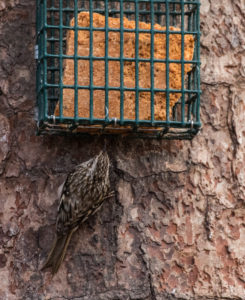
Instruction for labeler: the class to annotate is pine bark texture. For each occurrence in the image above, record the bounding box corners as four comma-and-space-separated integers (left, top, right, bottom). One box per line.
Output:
0, 0, 245, 299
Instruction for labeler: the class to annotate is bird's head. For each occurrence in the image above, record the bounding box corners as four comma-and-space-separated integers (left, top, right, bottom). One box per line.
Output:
96, 150, 110, 172
89, 150, 110, 176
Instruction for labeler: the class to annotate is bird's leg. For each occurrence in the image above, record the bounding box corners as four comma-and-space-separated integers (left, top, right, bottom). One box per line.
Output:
104, 191, 115, 200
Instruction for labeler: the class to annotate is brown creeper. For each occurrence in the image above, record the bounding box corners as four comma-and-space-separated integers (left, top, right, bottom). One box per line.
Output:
41, 151, 111, 274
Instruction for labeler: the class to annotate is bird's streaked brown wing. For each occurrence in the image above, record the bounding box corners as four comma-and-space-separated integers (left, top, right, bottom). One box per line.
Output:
56, 154, 110, 234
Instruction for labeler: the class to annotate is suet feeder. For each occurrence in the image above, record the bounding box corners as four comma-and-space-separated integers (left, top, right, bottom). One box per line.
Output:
36, 0, 201, 139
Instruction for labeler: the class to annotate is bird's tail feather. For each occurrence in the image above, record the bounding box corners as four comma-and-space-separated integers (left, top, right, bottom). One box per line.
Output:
41, 227, 77, 275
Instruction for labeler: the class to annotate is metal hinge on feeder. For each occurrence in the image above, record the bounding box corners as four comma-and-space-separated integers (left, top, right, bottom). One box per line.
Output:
34, 45, 39, 60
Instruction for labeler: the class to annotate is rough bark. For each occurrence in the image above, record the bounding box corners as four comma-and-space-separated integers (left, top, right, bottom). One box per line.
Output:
0, 0, 245, 299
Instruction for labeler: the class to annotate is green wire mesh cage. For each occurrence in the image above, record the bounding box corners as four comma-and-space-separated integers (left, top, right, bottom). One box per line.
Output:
36, 0, 201, 139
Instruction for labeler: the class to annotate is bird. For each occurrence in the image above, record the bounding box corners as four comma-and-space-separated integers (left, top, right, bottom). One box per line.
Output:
41, 150, 112, 274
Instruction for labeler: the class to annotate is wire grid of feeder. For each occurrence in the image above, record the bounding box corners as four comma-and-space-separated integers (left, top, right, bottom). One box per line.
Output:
36, 0, 201, 139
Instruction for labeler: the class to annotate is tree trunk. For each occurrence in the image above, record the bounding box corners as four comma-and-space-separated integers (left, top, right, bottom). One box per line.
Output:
0, 0, 245, 299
